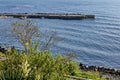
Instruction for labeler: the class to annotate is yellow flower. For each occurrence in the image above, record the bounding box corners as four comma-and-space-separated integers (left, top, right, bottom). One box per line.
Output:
25, 42, 29, 46
21, 60, 31, 78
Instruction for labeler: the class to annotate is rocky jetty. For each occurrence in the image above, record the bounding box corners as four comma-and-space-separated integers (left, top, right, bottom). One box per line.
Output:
0, 13, 95, 20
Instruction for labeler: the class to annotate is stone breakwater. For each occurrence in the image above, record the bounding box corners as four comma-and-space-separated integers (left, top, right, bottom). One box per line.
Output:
0, 13, 95, 20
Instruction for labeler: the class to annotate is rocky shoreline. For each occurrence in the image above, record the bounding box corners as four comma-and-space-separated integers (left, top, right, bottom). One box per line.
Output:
80, 63, 120, 75
80, 63, 120, 80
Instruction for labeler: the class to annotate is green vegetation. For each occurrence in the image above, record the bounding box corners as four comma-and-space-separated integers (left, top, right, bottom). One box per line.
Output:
0, 19, 106, 80
0, 50, 106, 80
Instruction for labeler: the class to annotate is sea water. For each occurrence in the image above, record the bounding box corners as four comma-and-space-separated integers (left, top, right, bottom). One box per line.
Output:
0, 0, 120, 68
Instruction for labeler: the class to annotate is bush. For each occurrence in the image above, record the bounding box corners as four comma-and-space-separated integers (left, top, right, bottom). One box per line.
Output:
0, 50, 106, 80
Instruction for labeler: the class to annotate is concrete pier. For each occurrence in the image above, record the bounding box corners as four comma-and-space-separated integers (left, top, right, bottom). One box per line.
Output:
0, 13, 95, 20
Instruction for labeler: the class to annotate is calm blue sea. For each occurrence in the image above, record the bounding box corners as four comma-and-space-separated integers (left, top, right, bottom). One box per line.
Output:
0, 0, 120, 69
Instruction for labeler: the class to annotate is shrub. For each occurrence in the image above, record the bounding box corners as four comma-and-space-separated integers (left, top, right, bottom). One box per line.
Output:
0, 50, 106, 80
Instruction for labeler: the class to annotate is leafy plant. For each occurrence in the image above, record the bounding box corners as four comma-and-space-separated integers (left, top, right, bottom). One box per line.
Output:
0, 50, 106, 80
